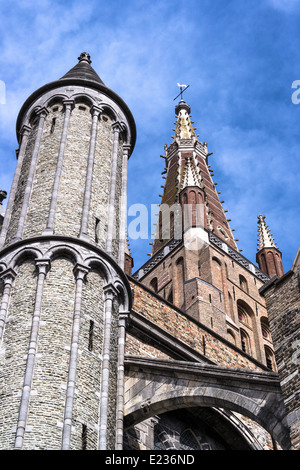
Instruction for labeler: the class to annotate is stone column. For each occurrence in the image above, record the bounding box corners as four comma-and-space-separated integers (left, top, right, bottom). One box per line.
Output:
0, 125, 31, 247
79, 105, 102, 239
14, 259, 51, 450
115, 311, 130, 450
118, 145, 130, 269
98, 284, 118, 450
44, 100, 74, 235
0, 268, 17, 341
14, 107, 49, 241
62, 263, 89, 450
106, 122, 122, 255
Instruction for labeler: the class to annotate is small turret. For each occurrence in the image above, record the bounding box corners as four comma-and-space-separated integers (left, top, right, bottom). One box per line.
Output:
256, 215, 284, 278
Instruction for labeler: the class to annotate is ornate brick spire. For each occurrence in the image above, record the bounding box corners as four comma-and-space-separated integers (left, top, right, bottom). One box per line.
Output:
257, 215, 277, 251
173, 100, 197, 140
151, 100, 238, 255
256, 215, 284, 278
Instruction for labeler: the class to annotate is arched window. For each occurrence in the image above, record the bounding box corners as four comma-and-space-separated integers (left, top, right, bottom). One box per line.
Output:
227, 329, 236, 345
228, 291, 234, 320
265, 346, 275, 371
237, 300, 254, 328
240, 329, 251, 354
150, 277, 158, 293
238, 305, 248, 325
180, 429, 200, 450
239, 275, 248, 293
261, 317, 271, 341
212, 257, 223, 292
167, 288, 173, 304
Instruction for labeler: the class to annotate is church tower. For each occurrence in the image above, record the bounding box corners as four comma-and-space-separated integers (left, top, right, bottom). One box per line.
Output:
134, 98, 275, 369
0, 53, 136, 450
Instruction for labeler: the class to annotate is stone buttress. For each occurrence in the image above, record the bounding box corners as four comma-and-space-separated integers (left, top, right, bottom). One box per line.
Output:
0, 52, 136, 450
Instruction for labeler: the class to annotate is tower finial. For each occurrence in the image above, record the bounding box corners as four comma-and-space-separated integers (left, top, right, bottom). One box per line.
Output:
256, 214, 284, 278
173, 83, 190, 102
78, 52, 92, 64
257, 214, 277, 251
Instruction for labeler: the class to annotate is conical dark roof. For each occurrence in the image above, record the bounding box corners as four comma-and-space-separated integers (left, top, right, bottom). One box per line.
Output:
16, 52, 136, 152
60, 52, 105, 85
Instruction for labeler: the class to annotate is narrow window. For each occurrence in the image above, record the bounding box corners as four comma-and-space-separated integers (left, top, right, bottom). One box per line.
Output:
167, 288, 173, 304
50, 117, 56, 134
82, 424, 87, 450
95, 217, 100, 243
88, 320, 94, 351
198, 260, 201, 276
266, 356, 273, 370
150, 277, 158, 293
265, 348, 273, 370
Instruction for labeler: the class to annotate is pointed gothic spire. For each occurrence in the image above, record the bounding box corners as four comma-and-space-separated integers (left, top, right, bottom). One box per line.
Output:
151, 99, 238, 255
257, 215, 278, 251
173, 100, 197, 140
256, 215, 284, 278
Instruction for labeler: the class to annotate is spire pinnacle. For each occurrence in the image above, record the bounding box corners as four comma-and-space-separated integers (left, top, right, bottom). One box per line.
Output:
173, 100, 197, 140
60, 52, 104, 85
180, 156, 202, 190
78, 52, 92, 64
257, 215, 278, 251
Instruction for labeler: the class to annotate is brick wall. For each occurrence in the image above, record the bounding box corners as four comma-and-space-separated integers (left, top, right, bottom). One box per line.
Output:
5, 124, 38, 244
261, 266, 300, 450
140, 240, 273, 369
128, 278, 268, 372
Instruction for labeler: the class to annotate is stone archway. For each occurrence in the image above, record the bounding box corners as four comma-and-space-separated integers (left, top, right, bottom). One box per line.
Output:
124, 356, 291, 450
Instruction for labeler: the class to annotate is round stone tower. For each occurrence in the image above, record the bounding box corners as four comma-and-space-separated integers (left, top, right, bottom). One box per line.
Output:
0, 53, 136, 450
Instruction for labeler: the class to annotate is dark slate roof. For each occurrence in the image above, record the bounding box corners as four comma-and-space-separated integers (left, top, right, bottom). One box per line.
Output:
16, 52, 137, 153
60, 52, 105, 85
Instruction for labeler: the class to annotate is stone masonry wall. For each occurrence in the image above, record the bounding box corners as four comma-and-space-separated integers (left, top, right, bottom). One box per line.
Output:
0, 261, 36, 449
0, 254, 110, 450
262, 270, 300, 450
54, 103, 90, 237
111, 142, 123, 259
23, 105, 63, 239
88, 114, 113, 250
71, 268, 104, 450
24, 257, 74, 450
5, 124, 38, 244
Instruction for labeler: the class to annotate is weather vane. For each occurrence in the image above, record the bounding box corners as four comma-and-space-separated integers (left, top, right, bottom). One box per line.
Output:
173, 83, 190, 101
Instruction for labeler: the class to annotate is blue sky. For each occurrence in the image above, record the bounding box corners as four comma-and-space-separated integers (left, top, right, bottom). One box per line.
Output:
0, 0, 299, 273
